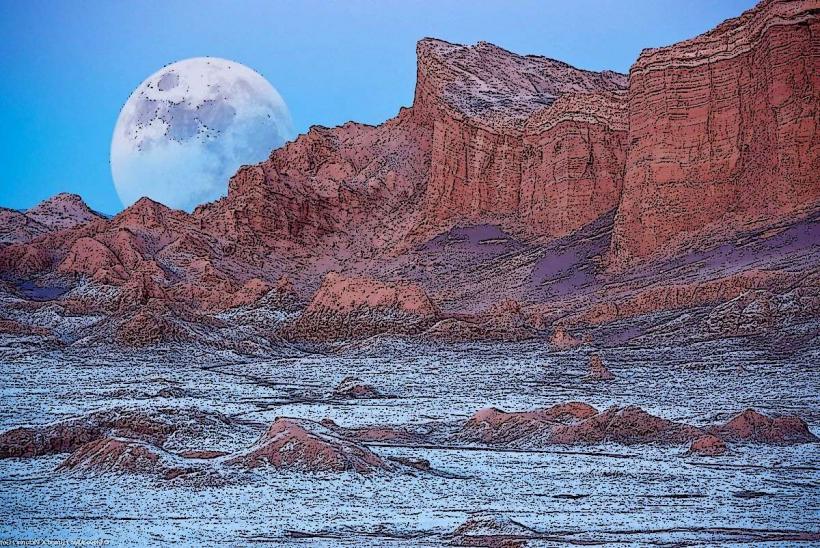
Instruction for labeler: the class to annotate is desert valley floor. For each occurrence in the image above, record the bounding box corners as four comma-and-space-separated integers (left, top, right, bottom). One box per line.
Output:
1, 338, 817, 546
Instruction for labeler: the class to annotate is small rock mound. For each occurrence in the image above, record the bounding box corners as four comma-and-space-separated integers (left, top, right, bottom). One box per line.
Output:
450, 513, 538, 547
587, 353, 614, 380
332, 376, 382, 399
688, 434, 727, 456
711, 409, 818, 445
460, 403, 598, 445
57, 437, 165, 475
549, 325, 587, 350
227, 418, 391, 473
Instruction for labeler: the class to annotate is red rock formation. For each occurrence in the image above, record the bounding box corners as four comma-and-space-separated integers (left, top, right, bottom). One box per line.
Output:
587, 353, 615, 381
711, 408, 818, 444
227, 418, 390, 473
0, 408, 234, 459
460, 403, 598, 445
459, 404, 817, 450
25, 193, 105, 231
0, 194, 104, 246
412, 38, 627, 240
0, 208, 49, 245
319, 418, 420, 444
289, 272, 439, 340
549, 325, 588, 350
688, 434, 728, 456
610, 0, 820, 267
57, 437, 163, 475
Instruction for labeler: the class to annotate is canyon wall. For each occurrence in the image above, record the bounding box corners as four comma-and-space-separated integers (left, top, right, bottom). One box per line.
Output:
609, 0, 820, 266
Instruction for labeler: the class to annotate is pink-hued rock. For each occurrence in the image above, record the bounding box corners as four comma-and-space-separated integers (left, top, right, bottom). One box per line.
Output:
549, 325, 586, 351
413, 38, 627, 240
57, 437, 163, 475
226, 418, 390, 473
25, 193, 105, 231
688, 435, 728, 456
461, 404, 702, 447
459, 403, 817, 450
711, 409, 819, 445
289, 272, 439, 340
587, 353, 615, 381
0, 208, 49, 245
609, 0, 820, 267
0, 408, 234, 459
0, 194, 104, 246
449, 513, 538, 547
460, 403, 598, 445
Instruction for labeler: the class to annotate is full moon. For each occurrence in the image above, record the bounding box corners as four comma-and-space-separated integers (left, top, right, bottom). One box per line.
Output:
111, 57, 292, 211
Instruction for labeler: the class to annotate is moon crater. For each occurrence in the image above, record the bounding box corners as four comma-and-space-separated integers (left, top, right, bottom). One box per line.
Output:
111, 58, 292, 211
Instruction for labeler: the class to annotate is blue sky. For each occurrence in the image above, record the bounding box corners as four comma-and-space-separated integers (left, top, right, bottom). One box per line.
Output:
0, 0, 756, 214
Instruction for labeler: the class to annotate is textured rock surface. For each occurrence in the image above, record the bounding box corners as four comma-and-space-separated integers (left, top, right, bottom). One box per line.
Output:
610, 0, 820, 266
0, 407, 236, 459
0, 1, 817, 348
711, 408, 818, 444
289, 272, 439, 340
413, 38, 627, 240
0, 194, 104, 245
227, 418, 390, 473
587, 353, 614, 380
688, 434, 728, 456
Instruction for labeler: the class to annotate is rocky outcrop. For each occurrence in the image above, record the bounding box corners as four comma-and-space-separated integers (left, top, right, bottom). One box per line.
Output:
226, 418, 391, 473
0, 194, 104, 245
0, 407, 236, 459
332, 376, 383, 399
413, 38, 627, 240
587, 353, 614, 380
688, 434, 728, 456
449, 513, 539, 547
610, 0, 820, 266
57, 437, 166, 476
459, 403, 598, 446
459, 404, 817, 450
710, 408, 818, 444
0, 2, 817, 348
289, 272, 439, 340
0, 208, 50, 245
25, 193, 106, 231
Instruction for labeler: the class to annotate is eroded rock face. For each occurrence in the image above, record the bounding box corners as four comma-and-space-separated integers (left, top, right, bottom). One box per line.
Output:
610, 0, 820, 266
449, 513, 538, 547
227, 418, 390, 473
25, 193, 105, 231
289, 272, 439, 340
460, 403, 599, 445
459, 404, 817, 450
413, 38, 627, 240
57, 437, 165, 475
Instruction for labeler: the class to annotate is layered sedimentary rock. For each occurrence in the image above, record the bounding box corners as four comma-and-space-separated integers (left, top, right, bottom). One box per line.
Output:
0, 0, 817, 347
610, 0, 820, 266
412, 38, 628, 239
